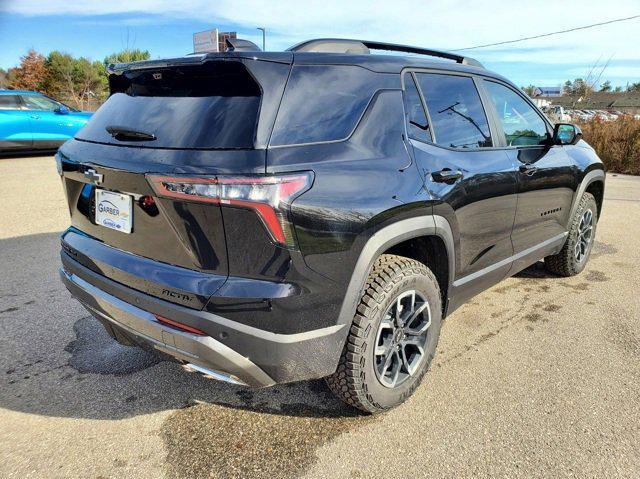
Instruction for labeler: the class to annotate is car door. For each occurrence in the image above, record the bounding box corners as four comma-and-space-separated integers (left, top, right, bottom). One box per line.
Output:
480, 80, 577, 273
20, 94, 74, 147
403, 71, 519, 308
0, 94, 33, 150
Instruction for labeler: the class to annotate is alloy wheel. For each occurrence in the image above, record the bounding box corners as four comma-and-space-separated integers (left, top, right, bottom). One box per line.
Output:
374, 290, 431, 388
575, 208, 594, 263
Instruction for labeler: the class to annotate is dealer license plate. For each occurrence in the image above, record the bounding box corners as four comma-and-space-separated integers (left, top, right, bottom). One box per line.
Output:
95, 189, 132, 234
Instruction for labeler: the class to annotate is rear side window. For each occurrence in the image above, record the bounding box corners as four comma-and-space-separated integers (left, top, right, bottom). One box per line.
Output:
77, 61, 261, 149
270, 65, 379, 146
483, 81, 549, 146
403, 74, 431, 143
415, 73, 492, 149
0, 95, 21, 110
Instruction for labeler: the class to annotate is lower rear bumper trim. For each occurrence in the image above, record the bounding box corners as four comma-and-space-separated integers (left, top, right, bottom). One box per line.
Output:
60, 267, 276, 387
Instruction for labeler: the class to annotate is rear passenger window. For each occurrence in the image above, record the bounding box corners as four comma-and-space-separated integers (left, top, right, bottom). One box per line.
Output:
415, 73, 492, 149
0, 95, 21, 110
403, 74, 431, 143
270, 65, 379, 146
484, 81, 550, 146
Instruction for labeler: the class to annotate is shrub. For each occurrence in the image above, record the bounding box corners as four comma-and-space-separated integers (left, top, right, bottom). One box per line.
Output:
576, 117, 640, 175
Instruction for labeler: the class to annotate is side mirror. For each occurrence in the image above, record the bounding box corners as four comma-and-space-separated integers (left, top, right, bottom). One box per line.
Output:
553, 123, 582, 145
55, 105, 70, 115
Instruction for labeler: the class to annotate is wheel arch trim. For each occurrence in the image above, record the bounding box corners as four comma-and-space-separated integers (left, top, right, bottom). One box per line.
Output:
337, 215, 455, 326
568, 169, 605, 226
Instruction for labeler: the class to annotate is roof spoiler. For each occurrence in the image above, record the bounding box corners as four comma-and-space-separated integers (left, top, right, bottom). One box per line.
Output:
225, 38, 262, 52
287, 38, 483, 68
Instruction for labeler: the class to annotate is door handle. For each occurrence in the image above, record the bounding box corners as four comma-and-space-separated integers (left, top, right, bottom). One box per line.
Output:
519, 164, 537, 176
432, 169, 463, 183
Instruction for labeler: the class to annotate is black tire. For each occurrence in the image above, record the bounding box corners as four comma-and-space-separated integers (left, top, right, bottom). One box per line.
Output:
326, 254, 442, 414
545, 192, 598, 277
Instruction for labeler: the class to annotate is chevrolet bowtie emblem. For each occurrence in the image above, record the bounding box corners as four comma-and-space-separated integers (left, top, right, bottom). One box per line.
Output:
84, 168, 103, 185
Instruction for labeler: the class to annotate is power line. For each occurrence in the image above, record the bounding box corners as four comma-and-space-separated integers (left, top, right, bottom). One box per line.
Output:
453, 14, 640, 51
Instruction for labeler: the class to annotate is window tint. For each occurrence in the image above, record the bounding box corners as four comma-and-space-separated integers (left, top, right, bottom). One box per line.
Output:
0, 95, 21, 110
77, 61, 262, 149
415, 73, 492, 148
21, 94, 60, 111
484, 81, 549, 146
403, 74, 431, 143
270, 65, 379, 146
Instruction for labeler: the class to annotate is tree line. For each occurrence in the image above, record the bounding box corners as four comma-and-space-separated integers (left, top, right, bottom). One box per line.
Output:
0, 49, 150, 110
562, 78, 640, 95
522, 78, 640, 97
3, 48, 638, 109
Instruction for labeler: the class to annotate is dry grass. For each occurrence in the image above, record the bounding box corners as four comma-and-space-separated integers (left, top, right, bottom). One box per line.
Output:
576, 117, 640, 175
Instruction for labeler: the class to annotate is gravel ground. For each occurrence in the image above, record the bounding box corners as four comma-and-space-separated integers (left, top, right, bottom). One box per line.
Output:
0, 155, 638, 478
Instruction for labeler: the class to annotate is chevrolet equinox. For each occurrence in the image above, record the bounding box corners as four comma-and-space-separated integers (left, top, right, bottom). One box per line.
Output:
58, 38, 605, 413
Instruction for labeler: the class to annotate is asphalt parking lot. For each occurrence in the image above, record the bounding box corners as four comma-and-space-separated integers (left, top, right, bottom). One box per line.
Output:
1, 155, 639, 478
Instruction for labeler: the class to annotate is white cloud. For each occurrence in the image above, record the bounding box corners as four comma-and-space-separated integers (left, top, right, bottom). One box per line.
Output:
2, 0, 639, 75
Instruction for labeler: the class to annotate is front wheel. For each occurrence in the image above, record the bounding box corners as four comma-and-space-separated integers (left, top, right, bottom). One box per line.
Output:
326, 254, 442, 414
545, 192, 598, 277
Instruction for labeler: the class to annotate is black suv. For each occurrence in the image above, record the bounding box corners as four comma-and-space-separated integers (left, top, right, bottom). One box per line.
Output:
58, 38, 605, 413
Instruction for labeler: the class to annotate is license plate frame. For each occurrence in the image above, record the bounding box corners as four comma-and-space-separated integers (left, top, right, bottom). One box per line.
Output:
95, 189, 133, 234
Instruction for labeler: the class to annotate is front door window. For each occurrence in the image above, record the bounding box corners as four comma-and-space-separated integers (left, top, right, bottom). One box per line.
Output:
483, 81, 549, 146
20, 94, 60, 111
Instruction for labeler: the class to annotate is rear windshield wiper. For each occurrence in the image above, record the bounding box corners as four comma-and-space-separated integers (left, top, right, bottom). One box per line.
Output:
106, 126, 156, 142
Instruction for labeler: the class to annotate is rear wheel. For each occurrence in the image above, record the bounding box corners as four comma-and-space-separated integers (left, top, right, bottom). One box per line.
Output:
326, 254, 442, 413
545, 192, 598, 277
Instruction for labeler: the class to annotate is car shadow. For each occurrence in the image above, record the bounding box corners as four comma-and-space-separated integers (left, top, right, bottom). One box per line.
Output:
0, 150, 58, 159
513, 260, 558, 279
0, 232, 359, 421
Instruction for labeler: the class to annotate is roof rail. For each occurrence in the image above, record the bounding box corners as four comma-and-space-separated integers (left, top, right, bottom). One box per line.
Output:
287, 38, 483, 68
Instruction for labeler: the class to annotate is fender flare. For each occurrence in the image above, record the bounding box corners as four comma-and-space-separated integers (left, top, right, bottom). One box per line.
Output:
336, 215, 455, 326
568, 169, 606, 226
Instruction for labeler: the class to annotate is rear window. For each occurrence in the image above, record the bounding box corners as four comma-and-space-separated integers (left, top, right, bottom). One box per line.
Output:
77, 61, 262, 149
270, 65, 381, 146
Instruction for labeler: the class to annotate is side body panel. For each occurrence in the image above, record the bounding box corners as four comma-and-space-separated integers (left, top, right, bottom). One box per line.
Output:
29, 110, 92, 147
402, 69, 519, 309
476, 79, 579, 274
264, 79, 433, 332
423, 145, 519, 310
329, 70, 606, 324
414, 143, 518, 281
0, 109, 33, 150
506, 144, 578, 274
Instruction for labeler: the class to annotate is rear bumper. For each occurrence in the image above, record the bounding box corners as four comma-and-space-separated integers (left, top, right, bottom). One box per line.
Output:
59, 258, 348, 386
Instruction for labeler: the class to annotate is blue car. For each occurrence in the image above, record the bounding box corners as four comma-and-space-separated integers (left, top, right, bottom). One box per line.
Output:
0, 90, 92, 153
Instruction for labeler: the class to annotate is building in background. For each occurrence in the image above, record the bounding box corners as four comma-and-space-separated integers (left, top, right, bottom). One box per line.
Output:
543, 92, 640, 115
534, 86, 562, 97
193, 29, 237, 53
218, 32, 237, 52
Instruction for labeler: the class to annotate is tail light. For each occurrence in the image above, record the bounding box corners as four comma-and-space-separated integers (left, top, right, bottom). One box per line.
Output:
147, 172, 313, 249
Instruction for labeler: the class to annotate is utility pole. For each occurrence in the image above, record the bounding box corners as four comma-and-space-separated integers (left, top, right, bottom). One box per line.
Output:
256, 27, 266, 51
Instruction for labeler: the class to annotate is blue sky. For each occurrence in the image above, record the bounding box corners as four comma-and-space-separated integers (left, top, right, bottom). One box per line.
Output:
0, 0, 638, 88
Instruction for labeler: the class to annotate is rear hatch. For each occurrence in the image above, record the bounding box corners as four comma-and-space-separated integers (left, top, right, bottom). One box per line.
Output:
59, 53, 293, 309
